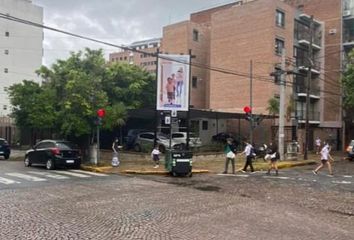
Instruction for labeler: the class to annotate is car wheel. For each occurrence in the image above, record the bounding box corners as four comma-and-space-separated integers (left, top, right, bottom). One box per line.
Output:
134, 144, 141, 152
4, 154, 9, 160
46, 159, 55, 170
24, 156, 31, 167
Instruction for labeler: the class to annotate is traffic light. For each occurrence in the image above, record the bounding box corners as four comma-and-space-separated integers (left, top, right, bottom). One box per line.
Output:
243, 106, 252, 121
245, 112, 252, 121
94, 117, 103, 126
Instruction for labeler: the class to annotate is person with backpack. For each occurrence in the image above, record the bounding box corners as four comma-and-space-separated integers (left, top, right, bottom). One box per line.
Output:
240, 141, 255, 173
222, 138, 237, 174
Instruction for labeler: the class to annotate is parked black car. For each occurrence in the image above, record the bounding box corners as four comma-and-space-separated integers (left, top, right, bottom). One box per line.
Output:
0, 138, 10, 159
212, 132, 234, 143
24, 140, 81, 170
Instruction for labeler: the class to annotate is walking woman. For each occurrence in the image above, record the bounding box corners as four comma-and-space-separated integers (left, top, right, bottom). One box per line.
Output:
266, 142, 279, 175
313, 142, 334, 175
223, 138, 237, 174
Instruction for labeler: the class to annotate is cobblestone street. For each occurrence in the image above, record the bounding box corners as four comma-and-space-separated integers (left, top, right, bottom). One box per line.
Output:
0, 160, 353, 239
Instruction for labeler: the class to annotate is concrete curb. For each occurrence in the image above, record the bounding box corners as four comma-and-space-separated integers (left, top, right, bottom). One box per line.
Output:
81, 160, 316, 175
123, 169, 209, 175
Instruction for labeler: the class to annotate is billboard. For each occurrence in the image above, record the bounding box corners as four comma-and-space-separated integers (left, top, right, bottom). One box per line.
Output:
156, 54, 190, 111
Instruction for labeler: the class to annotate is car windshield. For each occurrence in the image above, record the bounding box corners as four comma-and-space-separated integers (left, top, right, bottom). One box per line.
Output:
351, 140, 354, 146
56, 142, 78, 150
0, 139, 7, 145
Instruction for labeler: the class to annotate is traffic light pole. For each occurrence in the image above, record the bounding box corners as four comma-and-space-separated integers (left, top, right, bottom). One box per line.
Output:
249, 60, 253, 144
96, 124, 100, 165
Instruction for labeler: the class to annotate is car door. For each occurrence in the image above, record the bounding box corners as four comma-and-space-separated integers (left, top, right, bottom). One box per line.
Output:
29, 142, 45, 164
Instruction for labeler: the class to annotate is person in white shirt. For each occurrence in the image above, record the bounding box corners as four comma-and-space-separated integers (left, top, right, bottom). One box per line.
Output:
151, 146, 161, 168
313, 143, 334, 175
240, 141, 255, 173
315, 137, 321, 154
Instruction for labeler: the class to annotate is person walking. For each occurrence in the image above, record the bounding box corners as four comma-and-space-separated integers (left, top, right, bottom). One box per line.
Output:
111, 137, 120, 167
151, 145, 161, 168
222, 138, 237, 174
315, 137, 321, 154
313, 142, 334, 176
240, 141, 255, 173
266, 142, 279, 175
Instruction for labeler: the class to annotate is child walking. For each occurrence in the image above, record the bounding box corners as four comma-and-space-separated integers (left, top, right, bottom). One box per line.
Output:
151, 146, 161, 168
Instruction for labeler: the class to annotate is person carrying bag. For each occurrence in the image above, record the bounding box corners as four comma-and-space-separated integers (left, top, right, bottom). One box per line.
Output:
223, 138, 237, 174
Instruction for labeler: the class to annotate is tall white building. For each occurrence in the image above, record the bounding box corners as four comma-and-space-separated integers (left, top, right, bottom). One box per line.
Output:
0, 0, 43, 116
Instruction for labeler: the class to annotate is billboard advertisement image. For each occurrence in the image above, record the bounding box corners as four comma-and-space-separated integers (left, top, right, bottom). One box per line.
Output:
156, 54, 190, 111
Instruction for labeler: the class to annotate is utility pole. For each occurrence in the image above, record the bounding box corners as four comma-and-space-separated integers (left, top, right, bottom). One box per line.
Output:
186, 49, 196, 150
304, 15, 314, 160
250, 60, 253, 144
278, 48, 286, 161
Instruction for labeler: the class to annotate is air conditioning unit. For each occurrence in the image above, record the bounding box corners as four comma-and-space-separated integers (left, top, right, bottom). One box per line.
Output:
343, 10, 351, 17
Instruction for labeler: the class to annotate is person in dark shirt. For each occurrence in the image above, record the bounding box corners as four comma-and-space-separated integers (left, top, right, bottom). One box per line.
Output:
266, 142, 279, 175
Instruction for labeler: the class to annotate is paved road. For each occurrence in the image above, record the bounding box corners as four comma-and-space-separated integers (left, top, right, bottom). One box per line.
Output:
0, 160, 353, 240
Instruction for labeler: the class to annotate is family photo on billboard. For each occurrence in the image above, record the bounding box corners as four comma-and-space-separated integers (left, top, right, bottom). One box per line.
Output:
156, 54, 190, 111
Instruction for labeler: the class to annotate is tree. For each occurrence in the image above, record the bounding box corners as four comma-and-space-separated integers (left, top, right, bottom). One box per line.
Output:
8, 48, 155, 143
6, 80, 57, 130
267, 97, 280, 115
343, 50, 354, 108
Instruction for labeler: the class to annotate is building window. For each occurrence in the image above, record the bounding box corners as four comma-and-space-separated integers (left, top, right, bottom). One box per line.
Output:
276, 10, 285, 28
192, 76, 198, 88
4, 50, 8, 55
4, 68, 8, 73
193, 29, 199, 41
275, 38, 284, 55
202, 120, 208, 130
274, 67, 281, 84
5, 31, 9, 37
3, 105, 7, 110
124, 56, 127, 60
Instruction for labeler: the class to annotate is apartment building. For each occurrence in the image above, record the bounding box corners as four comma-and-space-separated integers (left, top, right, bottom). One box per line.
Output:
160, 0, 345, 149
109, 38, 161, 74
0, 0, 43, 142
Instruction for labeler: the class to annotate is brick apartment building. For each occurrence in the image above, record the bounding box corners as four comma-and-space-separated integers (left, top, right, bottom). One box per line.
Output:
109, 38, 161, 74
160, 0, 347, 149
109, 0, 349, 149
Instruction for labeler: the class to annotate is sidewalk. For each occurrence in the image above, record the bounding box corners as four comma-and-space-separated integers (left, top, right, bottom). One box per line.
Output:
81, 153, 321, 175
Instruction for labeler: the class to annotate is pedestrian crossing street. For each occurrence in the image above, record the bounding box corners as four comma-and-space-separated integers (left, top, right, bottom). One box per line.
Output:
217, 171, 354, 185
0, 170, 109, 186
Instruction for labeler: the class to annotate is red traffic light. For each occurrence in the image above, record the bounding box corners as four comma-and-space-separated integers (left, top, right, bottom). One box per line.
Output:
97, 108, 106, 118
243, 106, 252, 113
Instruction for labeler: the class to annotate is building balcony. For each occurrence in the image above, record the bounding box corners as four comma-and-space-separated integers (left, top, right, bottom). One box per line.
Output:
296, 58, 321, 75
296, 31, 322, 50
296, 110, 320, 124
295, 85, 320, 99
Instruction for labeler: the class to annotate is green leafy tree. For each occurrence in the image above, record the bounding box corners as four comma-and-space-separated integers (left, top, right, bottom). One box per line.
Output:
343, 50, 354, 108
8, 48, 155, 143
267, 97, 280, 115
6, 80, 57, 130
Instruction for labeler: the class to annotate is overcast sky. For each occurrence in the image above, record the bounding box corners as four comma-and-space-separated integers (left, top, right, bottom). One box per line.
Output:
31, 0, 235, 66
